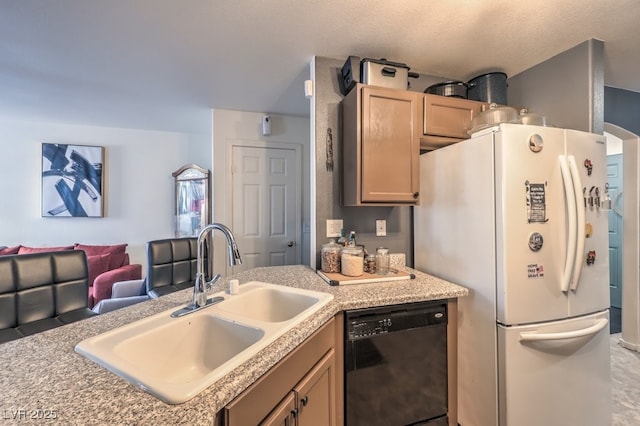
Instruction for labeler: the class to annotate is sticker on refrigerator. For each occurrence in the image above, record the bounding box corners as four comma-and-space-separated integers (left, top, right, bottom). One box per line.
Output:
525, 181, 548, 223
527, 263, 545, 279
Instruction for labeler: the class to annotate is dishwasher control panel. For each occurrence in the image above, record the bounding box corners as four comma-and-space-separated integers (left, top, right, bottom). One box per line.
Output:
348, 318, 394, 339
346, 301, 447, 340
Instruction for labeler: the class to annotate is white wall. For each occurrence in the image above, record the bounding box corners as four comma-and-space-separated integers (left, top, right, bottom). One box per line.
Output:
0, 116, 212, 268
605, 131, 623, 155
605, 123, 640, 352
211, 109, 311, 274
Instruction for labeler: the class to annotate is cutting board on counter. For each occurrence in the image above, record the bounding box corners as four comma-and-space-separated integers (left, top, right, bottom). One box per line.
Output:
317, 269, 415, 286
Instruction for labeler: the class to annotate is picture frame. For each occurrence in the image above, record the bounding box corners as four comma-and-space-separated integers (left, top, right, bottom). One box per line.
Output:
41, 143, 104, 217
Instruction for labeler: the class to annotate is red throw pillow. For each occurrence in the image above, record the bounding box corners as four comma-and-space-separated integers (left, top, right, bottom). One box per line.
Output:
0, 245, 20, 255
74, 243, 128, 269
18, 245, 74, 254
107, 252, 127, 269
87, 253, 111, 287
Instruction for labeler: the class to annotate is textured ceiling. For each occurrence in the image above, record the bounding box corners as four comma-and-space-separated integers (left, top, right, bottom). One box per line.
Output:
1, 0, 638, 133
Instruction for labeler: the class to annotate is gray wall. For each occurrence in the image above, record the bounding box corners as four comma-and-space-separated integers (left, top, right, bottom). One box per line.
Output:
508, 39, 604, 134
605, 86, 640, 135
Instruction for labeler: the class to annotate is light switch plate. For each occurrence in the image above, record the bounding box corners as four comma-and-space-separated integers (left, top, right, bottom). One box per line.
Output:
326, 219, 343, 238
376, 220, 386, 236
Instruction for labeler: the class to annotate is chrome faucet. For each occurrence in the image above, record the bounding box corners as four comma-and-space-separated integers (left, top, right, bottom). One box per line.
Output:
193, 223, 243, 307
171, 223, 242, 318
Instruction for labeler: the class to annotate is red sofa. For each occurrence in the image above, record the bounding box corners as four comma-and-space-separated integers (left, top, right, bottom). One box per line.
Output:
0, 243, 142, 308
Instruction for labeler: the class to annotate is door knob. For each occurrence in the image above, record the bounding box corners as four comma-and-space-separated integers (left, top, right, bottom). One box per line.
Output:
287, 241, 295, 247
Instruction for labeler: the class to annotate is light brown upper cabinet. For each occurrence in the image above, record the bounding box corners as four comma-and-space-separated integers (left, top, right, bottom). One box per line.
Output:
421, 94, 487, 150
342, 84, 421, 206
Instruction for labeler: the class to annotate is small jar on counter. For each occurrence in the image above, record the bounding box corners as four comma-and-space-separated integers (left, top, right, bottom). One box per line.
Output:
364, 254, 377, 274
320, 239, 342, 273
376, 247, 390, 275
341, 245, 364, 277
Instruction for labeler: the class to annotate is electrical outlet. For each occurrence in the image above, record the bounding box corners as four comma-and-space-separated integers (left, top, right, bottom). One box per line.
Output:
376, 220, 386, 237
326, 219, 343, 238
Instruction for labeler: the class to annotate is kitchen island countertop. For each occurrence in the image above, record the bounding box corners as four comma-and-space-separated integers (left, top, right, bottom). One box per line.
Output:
0, 265, 467, 425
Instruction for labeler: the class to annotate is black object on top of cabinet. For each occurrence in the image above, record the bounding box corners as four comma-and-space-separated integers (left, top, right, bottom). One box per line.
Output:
425, 80, 469, 99
340, 56, 362, 96
467, 72, 508, 105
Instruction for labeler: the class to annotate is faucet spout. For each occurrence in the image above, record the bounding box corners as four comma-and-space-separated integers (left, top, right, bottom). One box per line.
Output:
193, 223, 243, 308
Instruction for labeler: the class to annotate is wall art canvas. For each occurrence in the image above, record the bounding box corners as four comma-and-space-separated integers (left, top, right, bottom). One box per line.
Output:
41, 143, 104, 217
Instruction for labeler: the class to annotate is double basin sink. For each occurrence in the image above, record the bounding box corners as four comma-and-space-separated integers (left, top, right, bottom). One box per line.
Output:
75, 281, 333, 404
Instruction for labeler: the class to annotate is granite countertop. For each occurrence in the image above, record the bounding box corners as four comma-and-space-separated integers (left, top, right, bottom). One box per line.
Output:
0, 265, 467, 425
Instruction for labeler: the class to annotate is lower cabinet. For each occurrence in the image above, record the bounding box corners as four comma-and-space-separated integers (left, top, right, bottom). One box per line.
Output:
294, 349, 335, 425
261, 392, 296, 426
221, 317, 337, 425
262, 350, 335, 426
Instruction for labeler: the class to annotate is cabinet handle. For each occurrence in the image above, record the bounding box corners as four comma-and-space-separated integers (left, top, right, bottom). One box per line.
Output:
301, 396, 309, 406
291, 408, 298, 418
413, 192, 419, 199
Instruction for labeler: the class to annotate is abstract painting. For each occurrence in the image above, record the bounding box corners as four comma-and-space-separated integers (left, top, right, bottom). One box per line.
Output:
41, 143, 104, 217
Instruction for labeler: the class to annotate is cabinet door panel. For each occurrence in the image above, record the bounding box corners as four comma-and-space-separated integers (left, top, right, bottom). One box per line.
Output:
361, 87, 420, 203
423, 94, 485, 139
295, 349, 336, 426
261, 392, 296, 426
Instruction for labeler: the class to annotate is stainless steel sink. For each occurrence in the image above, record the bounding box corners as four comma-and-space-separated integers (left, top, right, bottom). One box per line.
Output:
75, 281, 333, 404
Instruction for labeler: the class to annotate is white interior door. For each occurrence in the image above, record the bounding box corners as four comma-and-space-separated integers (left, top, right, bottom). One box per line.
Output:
607, 153, 623, 309
231, 144, 301, 272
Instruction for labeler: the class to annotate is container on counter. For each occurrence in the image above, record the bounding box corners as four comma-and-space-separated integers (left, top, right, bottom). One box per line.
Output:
341, 245, 364, 277
321, 239, 342, 273
364, 254, 377, 274
376, 247, 390, 275
337, 228, 347, 246
348, 230, 357, 246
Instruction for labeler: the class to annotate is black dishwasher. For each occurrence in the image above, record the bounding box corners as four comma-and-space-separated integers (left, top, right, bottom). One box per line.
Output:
345, 301, 448, 426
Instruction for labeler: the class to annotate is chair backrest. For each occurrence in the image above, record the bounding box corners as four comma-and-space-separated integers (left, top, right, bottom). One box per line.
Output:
145, 238, 207, 297
0, 250, 91, 336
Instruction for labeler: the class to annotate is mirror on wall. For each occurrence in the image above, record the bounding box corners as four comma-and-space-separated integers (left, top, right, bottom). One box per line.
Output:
172, 164, 210, 237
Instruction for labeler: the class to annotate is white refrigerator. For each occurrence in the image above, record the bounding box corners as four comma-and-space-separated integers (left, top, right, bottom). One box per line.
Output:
414, 123, 611, 426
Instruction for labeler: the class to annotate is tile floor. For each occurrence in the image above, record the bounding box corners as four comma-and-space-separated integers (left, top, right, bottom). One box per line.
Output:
611, 333, 640, 425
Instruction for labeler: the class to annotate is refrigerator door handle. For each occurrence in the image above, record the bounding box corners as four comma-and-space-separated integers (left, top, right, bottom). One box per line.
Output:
518, 318, 608, 342
567, 155, 586, 291
559, 155, 577, 292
